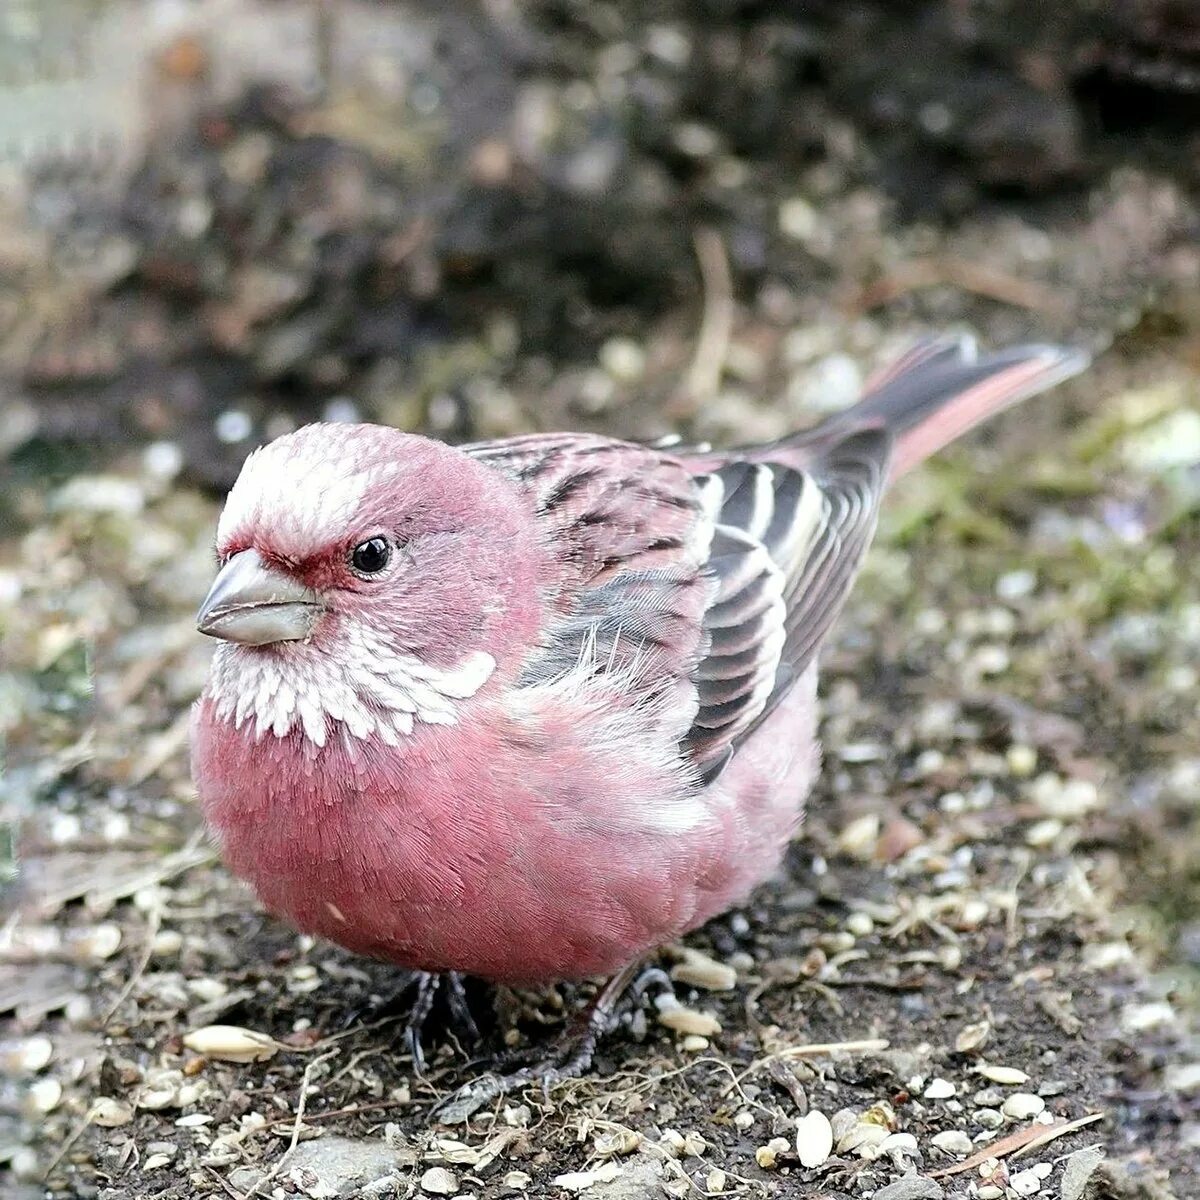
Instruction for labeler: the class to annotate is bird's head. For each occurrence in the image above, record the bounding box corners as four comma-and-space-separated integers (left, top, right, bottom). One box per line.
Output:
196, 423, 542, 746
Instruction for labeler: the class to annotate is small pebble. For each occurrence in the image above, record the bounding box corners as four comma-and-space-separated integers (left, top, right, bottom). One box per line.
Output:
955, 1020, 991, 1053
1122, 1002, 1176, 1033
837, 813, 880, 858
27, 1078, 63, 1114
91, 1098, 134, 1127
75, 923, 122, 961
873, 1179, 944, 1200
4, 1035, 53, 1075
10, 1148, 38, 1181
923, 1078, 956, 1100
931, 1130, 973, 1156
152, 930, 184, 957
972, 645, 1010, 676
846, 912, 874, 937
599, 338, 646, 384
978, 1188, 1004, 1200
420, 1167, 459, 1195
1083, 942, 1133, 970
996, 569, 1037, 600
214, 409, 253, 443
1055, 779, 1101, 817
1002, 1093, 1046, 1120
829, 1108, 859, 1141
1006, 744, 1038, 776
1165, 1063, 1200, 1093
188, 978, 229, 1002
880, 1132, 918, 1154
1025, 818, 1063, 847
778, 197, 820, 243
1010, 1167, 1045, 1196
755, 1136, 790, 1169
975, 1108, 1004, 1129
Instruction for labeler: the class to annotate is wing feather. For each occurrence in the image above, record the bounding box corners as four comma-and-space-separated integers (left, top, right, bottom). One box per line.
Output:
466, 427, 891, 781
465, 337, 1085, 785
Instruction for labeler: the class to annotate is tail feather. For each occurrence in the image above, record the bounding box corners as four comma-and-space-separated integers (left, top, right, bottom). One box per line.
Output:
827, 337, 1089, 478
678, 337, 1088, 480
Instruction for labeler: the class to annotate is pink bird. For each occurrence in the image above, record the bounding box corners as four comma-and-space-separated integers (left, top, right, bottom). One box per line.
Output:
191, 336, 1085, 1100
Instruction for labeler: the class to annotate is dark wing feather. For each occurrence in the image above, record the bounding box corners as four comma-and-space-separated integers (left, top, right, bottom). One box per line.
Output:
466, 434, 716, 742
466, 428, 892, 780
682, 434, 889, 775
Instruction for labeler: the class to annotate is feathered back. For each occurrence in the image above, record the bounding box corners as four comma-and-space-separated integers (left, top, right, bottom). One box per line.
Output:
468, 336, 1087, 782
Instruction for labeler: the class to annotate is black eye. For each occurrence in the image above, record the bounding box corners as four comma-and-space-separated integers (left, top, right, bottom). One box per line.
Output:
350, 537, 392, 575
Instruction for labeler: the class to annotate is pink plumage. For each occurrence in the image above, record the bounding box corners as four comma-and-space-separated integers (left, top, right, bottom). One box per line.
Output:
191, 337, 1085, 985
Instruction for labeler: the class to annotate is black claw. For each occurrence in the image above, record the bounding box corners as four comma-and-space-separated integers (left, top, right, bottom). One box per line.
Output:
627, 965, 674, 1006
341, 970, 483, 1072
433, 960, 658, 1123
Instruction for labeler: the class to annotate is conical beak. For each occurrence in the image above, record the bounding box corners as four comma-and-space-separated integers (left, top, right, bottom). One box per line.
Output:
196, 549, 323, 646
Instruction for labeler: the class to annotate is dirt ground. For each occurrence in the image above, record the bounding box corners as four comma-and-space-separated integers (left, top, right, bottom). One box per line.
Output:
2, 3, 1199, 1198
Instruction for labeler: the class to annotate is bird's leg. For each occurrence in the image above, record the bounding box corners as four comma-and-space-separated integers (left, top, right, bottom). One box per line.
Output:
341, 970, 482, 1073
443, 971, 483, 1047
435, 961, 676, 1122
404, 972, 440, 1074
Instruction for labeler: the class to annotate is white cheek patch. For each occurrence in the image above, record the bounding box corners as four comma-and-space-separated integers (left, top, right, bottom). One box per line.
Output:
207, 628, 496, 748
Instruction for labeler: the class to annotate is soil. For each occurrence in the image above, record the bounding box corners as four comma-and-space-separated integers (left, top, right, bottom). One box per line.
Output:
2, 3, 1198, 1198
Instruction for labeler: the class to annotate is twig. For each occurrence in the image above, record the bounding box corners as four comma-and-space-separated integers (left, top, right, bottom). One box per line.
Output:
129, 709, 193, 785
102, 906, 162, 1026
849, 256, 1068, 317
258, 1097, 409, 1131
773, 1037, 890, 1058
243, 1049, 337, 1199
824, 974, 927, 992
930, 1113, 1104, 1179
82, 832, 215, 914
1012, 1112, 1106, 1159
673, 226, 734, 417
41, 1112, 92, 1180
203, 1164, 247, 1200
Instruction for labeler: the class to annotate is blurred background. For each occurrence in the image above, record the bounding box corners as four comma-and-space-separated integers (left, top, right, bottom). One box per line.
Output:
2, 1, 1199, 1196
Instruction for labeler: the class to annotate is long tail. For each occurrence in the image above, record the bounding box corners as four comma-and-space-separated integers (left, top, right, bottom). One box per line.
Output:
813, 336, 1089, 478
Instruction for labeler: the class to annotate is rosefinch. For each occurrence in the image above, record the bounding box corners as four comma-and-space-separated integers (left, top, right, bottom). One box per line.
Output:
192, 336, 1085, 1090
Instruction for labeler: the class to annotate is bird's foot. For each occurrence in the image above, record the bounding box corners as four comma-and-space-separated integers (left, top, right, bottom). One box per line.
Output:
434, 963, 674, 1122
342, 970, 482, 1073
